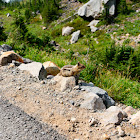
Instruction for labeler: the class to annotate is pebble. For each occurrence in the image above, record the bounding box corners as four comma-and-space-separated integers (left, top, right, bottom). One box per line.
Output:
89, 118, 98, 126
117, 126, 125, 137
102, 134, 110, 140
17, 86, 21, 90
40, 81, 45, 84
71, 117, 77, 123
69, 100, 75, 105
130, 134, 136, 138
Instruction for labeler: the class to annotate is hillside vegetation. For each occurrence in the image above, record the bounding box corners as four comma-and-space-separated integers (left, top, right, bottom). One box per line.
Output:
0, 0, 140, 108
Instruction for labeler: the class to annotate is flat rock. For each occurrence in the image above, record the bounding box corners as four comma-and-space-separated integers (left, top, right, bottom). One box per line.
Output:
18, 62, 47, 80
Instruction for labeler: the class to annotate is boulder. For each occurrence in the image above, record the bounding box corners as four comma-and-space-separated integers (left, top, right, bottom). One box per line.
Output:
90, 26, 98, 33
81, 93, 106, 110
0, 44, 13, 52
62, 26, 74, 36
0, 51, 23, 66
70, 30, 80, 44
100, 106, 124, 125
51, 75, 76, 92
18, 62, 47, 80
129, 111, 140, 125
78, 0, 116, 18
43, 61, 60, 76
80, 82, 115, 108
87, 20, 100, 27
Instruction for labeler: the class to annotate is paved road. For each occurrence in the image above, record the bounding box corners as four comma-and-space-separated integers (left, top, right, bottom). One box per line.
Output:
0, 98, 66, 140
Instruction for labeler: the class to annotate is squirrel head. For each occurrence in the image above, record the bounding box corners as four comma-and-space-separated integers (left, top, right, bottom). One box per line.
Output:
76, 62, 85, 71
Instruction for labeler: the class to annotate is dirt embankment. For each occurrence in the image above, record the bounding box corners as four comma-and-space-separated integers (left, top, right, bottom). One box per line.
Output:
0, 65, 140, 140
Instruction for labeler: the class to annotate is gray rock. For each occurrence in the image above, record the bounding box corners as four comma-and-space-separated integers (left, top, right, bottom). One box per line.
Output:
81, 93, 106, 110
0, 44, 13, 52
70, 30, 80, 44
78, 0, 116, 18
18, 62, 47, 80
22, 58, 33, 64
80, 82, 115, 108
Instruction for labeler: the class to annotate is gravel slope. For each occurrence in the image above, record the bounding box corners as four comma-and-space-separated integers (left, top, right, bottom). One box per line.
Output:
0, 97, 66, 140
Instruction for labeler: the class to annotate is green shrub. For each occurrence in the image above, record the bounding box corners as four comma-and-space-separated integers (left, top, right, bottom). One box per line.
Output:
91, 45, 140, 81
25, 9, 31, 23
0, 26, 7, 41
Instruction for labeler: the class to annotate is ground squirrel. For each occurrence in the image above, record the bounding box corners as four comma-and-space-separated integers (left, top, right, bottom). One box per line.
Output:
58, 62, 85, 77
58, 62, 85, 84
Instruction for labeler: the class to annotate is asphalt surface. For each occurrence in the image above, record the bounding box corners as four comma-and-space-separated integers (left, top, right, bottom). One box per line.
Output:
0, 97, 66, 140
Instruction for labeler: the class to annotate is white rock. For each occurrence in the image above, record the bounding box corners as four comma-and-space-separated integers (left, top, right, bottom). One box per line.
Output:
87, 20, 100, 27
52, 75, 76, 92
18, 62, 47, 80
71, 117, 77, 123
78, 0, 116, 18
90, 26, 98, 33
101, 106, 124, 125
89, 118, 98, 126
70, 30, 80, 44
62, 26, 74, 36
81, 93, 106, 110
